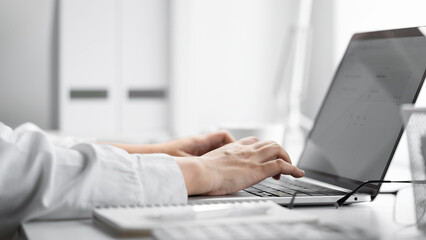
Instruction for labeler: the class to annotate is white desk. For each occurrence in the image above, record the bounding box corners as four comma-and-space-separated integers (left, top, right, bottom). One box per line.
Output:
20, 137, 425, 239
20, 194, 426, 240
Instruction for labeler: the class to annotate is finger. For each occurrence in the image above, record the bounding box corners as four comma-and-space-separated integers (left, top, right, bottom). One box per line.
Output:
212, 130, 235, 144
262, 159, 305, 179
238, 136, 259, 145
252, 140, 275, 150
201, 131, 235, 151
257, 142, 292, 164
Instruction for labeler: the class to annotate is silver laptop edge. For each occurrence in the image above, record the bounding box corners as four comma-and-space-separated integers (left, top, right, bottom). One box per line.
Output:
189, 176, 371, 205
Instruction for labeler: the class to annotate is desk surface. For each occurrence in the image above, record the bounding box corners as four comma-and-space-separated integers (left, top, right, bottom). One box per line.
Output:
21, 138, 424, 240
21, 194, 425, 240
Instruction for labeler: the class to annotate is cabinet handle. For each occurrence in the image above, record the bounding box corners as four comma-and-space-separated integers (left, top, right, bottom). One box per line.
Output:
128, 89, 166, 99
70, 89, 108, 99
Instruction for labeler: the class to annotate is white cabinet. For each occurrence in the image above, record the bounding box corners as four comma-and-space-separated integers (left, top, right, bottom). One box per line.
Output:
59, 0, 169, 141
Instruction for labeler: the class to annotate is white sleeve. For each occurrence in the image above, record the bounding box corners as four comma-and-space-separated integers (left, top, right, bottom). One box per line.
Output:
0, 122, 188, 239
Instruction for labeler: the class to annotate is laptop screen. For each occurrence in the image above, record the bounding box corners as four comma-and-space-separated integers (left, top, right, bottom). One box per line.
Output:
297, 27, 426, 195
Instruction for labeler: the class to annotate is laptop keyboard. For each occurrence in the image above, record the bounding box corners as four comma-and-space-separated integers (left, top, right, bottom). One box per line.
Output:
244, 177, 346, 197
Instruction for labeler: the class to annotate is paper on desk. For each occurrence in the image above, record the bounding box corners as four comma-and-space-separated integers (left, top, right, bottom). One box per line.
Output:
93, 200, 317, 235
153, 221, 379, 240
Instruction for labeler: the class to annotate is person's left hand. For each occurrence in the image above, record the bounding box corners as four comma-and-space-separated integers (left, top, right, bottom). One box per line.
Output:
160, 131, 235, 157
103, 131, 234, 156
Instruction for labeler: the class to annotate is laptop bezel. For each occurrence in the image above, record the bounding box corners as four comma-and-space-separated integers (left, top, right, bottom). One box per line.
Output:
296, 27, 426, 199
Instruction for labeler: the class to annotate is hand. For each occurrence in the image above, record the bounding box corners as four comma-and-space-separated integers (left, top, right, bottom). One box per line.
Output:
102, 131, 234, 156
175, 137, 305, 196
160, 131, 235, 157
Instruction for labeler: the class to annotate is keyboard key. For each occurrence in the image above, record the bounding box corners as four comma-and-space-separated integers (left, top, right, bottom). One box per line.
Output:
250, 178, 346, 198
270, 191, 292, 197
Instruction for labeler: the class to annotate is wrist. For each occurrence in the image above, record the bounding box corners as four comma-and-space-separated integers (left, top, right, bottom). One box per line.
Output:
175, 157, 212, 196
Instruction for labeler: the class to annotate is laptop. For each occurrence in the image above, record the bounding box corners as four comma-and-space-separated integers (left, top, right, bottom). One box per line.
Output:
190, 27, 426, 206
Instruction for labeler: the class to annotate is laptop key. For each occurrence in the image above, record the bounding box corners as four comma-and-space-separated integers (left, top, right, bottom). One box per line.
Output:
243, 190, 263, 197
245, 187, 258, 192
254, 191, 277, 197
246, 189, 263, 194
254, 185, 274, 192
270, 191, 292, 197
252, 178, 347, 198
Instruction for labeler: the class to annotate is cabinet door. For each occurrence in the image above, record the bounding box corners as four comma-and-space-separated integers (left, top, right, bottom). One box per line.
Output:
60, 0, 170, 139
121, 0, 169, 137
60, 0, 120, 136
122, 95, 169, 136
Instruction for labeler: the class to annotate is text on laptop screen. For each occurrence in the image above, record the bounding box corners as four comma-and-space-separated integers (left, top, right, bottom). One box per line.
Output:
298, 30, 426, 189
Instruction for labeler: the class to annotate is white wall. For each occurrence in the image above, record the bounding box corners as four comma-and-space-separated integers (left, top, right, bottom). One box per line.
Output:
300, 0, 335, 121
170, 0, 299, 136
334, 0, 426, 70
4, 0, 423, 137
0, 0, 58, 129
0, 0, 331, 137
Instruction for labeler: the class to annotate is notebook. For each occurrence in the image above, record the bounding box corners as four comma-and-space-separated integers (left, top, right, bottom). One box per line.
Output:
190, 27, 426, 206
93, 200, 317, 236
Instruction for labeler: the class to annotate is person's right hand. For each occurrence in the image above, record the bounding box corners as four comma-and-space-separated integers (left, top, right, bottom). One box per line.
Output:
175, 137, 305, 196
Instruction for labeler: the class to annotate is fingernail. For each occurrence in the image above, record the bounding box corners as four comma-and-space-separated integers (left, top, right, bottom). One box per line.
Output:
300, 169, 305, 176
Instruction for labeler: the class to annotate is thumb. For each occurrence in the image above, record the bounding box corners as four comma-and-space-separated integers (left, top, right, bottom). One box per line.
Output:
203, 131, 235, 150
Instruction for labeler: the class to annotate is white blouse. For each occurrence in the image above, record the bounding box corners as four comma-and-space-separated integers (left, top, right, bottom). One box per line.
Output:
0, 122, 188, 239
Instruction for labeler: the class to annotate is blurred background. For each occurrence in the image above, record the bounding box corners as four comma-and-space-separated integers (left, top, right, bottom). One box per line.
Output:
1, 0, 426, 148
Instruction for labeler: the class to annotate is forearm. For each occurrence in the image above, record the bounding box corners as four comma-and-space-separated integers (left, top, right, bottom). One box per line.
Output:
103, 142, 166, 154
0, 123, 188, 239
103, 131, 235, 157
174, 157, 212, 196
102, 143, 204, 196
